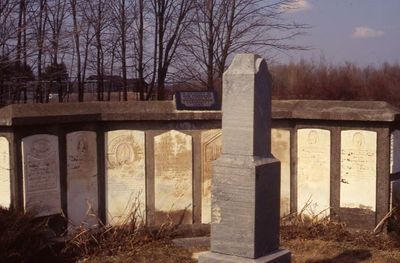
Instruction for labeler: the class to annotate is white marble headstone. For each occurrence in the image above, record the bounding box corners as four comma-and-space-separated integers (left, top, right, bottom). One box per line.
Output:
271, 129, 291, 216
22, 134, 62, 217
0, 137, 10, 208
297, 128, 331, 217
340, 130, 377, 211
67, 131, 98, 228
105, 130, 146, 225
154, 130, 193, 224
391, 130, 400, 174
201, 129, 222, 224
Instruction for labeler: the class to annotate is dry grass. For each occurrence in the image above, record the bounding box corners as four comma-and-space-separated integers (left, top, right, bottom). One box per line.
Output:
3, 203, 400, 262
0, 206, 66, 262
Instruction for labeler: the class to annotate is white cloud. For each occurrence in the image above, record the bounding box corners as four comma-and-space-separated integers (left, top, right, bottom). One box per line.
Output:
352, 27, 384, 38
282, 0, 312, 13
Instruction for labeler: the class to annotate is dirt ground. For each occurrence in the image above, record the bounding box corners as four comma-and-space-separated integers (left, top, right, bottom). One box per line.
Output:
2, 206, 400, 263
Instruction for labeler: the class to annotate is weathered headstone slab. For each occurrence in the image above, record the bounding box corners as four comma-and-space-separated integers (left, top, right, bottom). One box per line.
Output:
154, 130, 193, 225
105, 130, 146, 225
271, 129, 291, 216
201, 129, 222, 224
0, 137, 10, 208
22, 134, 62, 217
391, 130, 400, 209
67, 131, 98, 228
340, 130, 377, 211
297, 128, 330, 217
199, 54, 290, 263
391, 130, 400, 174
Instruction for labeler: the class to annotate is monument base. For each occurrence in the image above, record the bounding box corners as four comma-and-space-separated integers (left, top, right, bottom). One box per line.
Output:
199, 249, 291, 263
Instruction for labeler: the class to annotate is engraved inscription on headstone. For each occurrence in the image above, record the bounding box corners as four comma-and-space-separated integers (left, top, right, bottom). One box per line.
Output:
297, 128, 331, 217
67, 131, 98, 228
201, 129, 222, 224
154, 130, 193, 224
105, 130, 146, 225
391, 130, 400, 174
22, 134, 62, 217
271, 129, 291, 216
340, 130, 377, 211
175, 91, 220, 110
0, 137, 10, 208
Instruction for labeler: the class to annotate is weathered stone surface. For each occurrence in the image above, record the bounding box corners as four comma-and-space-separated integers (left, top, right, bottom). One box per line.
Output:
392, 180, 400, 208
221, 55, 271, 157
200, 54, 289, 263
67, 131, 98, 228
340, 130, 377, 211
272, 100, 400, 122
271, 129, 291, 216
200, 250, 291, 263
210, 156, 281, 258
154, 130, 193, 224
22, 134, 61, 217
105, 130, 146, 225
0, 137, 10, 208
391, 130, 400, 174
297, 129, 330, 217
201, 129, 222, 224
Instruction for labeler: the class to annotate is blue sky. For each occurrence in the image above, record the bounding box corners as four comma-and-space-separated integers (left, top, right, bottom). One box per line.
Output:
280, 0, 400, 66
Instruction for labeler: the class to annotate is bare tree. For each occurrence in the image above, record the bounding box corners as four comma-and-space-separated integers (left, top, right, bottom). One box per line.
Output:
109, 0, 136, 101
182, 0, 308, 90
31, 0, 48, 103
149, 0, 194, 100
0, 0, 19, 58
84, 0, 109, 101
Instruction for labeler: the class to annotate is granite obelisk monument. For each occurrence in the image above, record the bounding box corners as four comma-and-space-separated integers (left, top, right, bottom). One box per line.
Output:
199, 54, 291, 262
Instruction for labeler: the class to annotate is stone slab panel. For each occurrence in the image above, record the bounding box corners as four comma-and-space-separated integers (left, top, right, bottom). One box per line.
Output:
271, 129, 291, 216
391, 179, 400, 209
201, 129, 222, 224
297, 129, 331, 217
154, 130, 193, 225
67, 131, 98, 228
340, 130, 377, 211
210, 156, 281, 258
0, 137, 10, 208
105, 130, 146, 225
22, 134, 61, 217
199, 249, 291, 263
391, 130, 400, 174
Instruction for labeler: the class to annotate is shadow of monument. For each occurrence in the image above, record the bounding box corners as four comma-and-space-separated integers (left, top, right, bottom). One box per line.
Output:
306, 249, 372, 263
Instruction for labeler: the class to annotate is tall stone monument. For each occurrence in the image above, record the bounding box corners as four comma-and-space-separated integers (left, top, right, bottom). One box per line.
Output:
199, 54, 290, 262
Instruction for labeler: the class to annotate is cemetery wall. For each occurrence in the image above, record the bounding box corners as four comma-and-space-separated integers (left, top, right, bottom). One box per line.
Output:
0, 100, 399, 230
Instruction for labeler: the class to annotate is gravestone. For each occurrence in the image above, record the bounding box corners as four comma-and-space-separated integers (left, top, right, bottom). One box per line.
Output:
390, 130, 400, 174
199, 54, 290, 262
67, 131, 98, 228
0, 137, 10, 208
271, 129, 291, 216
297, 128, 331, 217
105, 130, 146, 225
201, 129, 222, 223
340, 130, 377, 211
154, 130, 193, 225
390, 130, 400, 209
22, 134, 62, 217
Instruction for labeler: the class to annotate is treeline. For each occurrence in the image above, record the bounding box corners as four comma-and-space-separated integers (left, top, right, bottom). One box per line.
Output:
271, 61, 400, 107
0, 0, 304, 103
